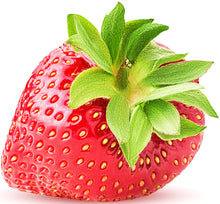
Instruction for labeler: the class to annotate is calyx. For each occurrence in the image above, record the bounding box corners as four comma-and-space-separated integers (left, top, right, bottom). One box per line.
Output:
66, 2, 218, 167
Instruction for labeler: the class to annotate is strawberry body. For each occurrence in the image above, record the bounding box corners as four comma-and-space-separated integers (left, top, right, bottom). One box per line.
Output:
1, 43, 205, 201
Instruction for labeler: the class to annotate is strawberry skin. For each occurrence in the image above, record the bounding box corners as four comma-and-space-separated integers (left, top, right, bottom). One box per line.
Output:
1, 43, 205, 201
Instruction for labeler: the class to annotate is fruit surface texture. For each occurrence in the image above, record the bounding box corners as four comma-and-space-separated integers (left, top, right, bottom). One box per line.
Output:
1, 43, 205, 201
1, 2, 217, 202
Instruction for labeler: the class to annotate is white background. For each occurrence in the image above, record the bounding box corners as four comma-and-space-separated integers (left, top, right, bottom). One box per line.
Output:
0, 0, 219, 203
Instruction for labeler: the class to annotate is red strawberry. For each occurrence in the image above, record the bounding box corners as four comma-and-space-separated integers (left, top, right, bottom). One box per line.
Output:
1, 2, 217, 202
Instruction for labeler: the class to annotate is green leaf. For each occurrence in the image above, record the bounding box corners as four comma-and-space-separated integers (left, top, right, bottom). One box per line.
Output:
115, 18, 154, 68
155, 117, 206, 140
101, 2, 125, 65
162, 90, 218, 118
69, 67, 117, 109
130, 42, 187, 82
152, 53, 187, 71
67, 15, 113, 74
121, 105, 152, 167
137, 82, 204, 104
144, 99, 180, 135
67, 14, 77, 37
106, 94, 130, 144
144, 60, 213, 85
126, 23, 169, 64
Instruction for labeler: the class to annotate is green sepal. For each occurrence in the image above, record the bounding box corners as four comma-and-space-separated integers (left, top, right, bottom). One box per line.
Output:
101, 2, 125, 65
67, 15, 113, 74
106, 94, 130, 144
120, 105, 152, 167
126, 23, 169, 64
143, 60, 213, 85
68, 67, 117, 109
137, 82, 204, 105
144, 99, 180, 135
155, 117, 206, 140
67, 14, 77, 37
115, 18, 154, 68
130, 42, 187, 83
162, 90, 218, 118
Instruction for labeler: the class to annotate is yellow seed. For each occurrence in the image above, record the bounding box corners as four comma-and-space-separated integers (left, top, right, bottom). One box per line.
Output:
183, 157, 187, 164
79, 130, 86, 137
154, 156, 160, 164
142, 188, 147, 195
174, 159, 179, 166
78, 174, 85, 180
50, 71, 56, 77
84, 189, 90, 195
139, 157, 144, 165
82, 144, 90, 151
53, 59, 59, 63
128, 184, 134, 191
37, 126, 44, 133
100, 185, 106, 192
34, 108, 39, 113
63, 147, 70, 154
100, 124, 106, 130
11, 155, 18, 162
34, 89, 40, 94
114, 181, 120, 188
100, 162, 107, 169
139, 180, 145, 187
41, 95, 48, 100
196, 115, 201, 120
35, 80, 41, 85
87, 179, 93, 186
60, 161, 67, 168
18, 116, 22, 122
76, 158, 84, 165
62, 132, 70, 139
75, 184, 81, 190
146, 157, 150, 165
92, 112, 99, 119
151, 172, 156, 180
161, 150, 167, 158
117, 150, 121, 155
163, 174, 168, 180
131, 165, 136, 171
101, 176, 108, 182
156, 185, 161, 189
8, 167, 14, 172
191, 143, 196, 150
167, 140, 173, 146
18, 145, 24, 151
38, 70, 44, 75
72, 116, 79, 122
66, 60, 71, 64
181, 114, 187, 119
27, 102, 34, 107
48, 82, 55, 88
49, 130, 56, 137
110, 141, 117, 148
66, 172, 73, 178
36, 141, 43, 148
117, 188, 123, 194
102, 138, 108, 145
118, 160, 123, 169
87, 161, 95, 168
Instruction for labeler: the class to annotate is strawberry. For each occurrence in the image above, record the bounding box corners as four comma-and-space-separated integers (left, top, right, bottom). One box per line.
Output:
1, 2, 218, 202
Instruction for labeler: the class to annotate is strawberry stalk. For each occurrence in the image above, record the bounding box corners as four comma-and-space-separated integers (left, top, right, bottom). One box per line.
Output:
67, 2, 218, 167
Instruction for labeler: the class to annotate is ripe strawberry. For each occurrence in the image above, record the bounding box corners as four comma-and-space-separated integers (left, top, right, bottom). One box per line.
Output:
1, 2, 217, 202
